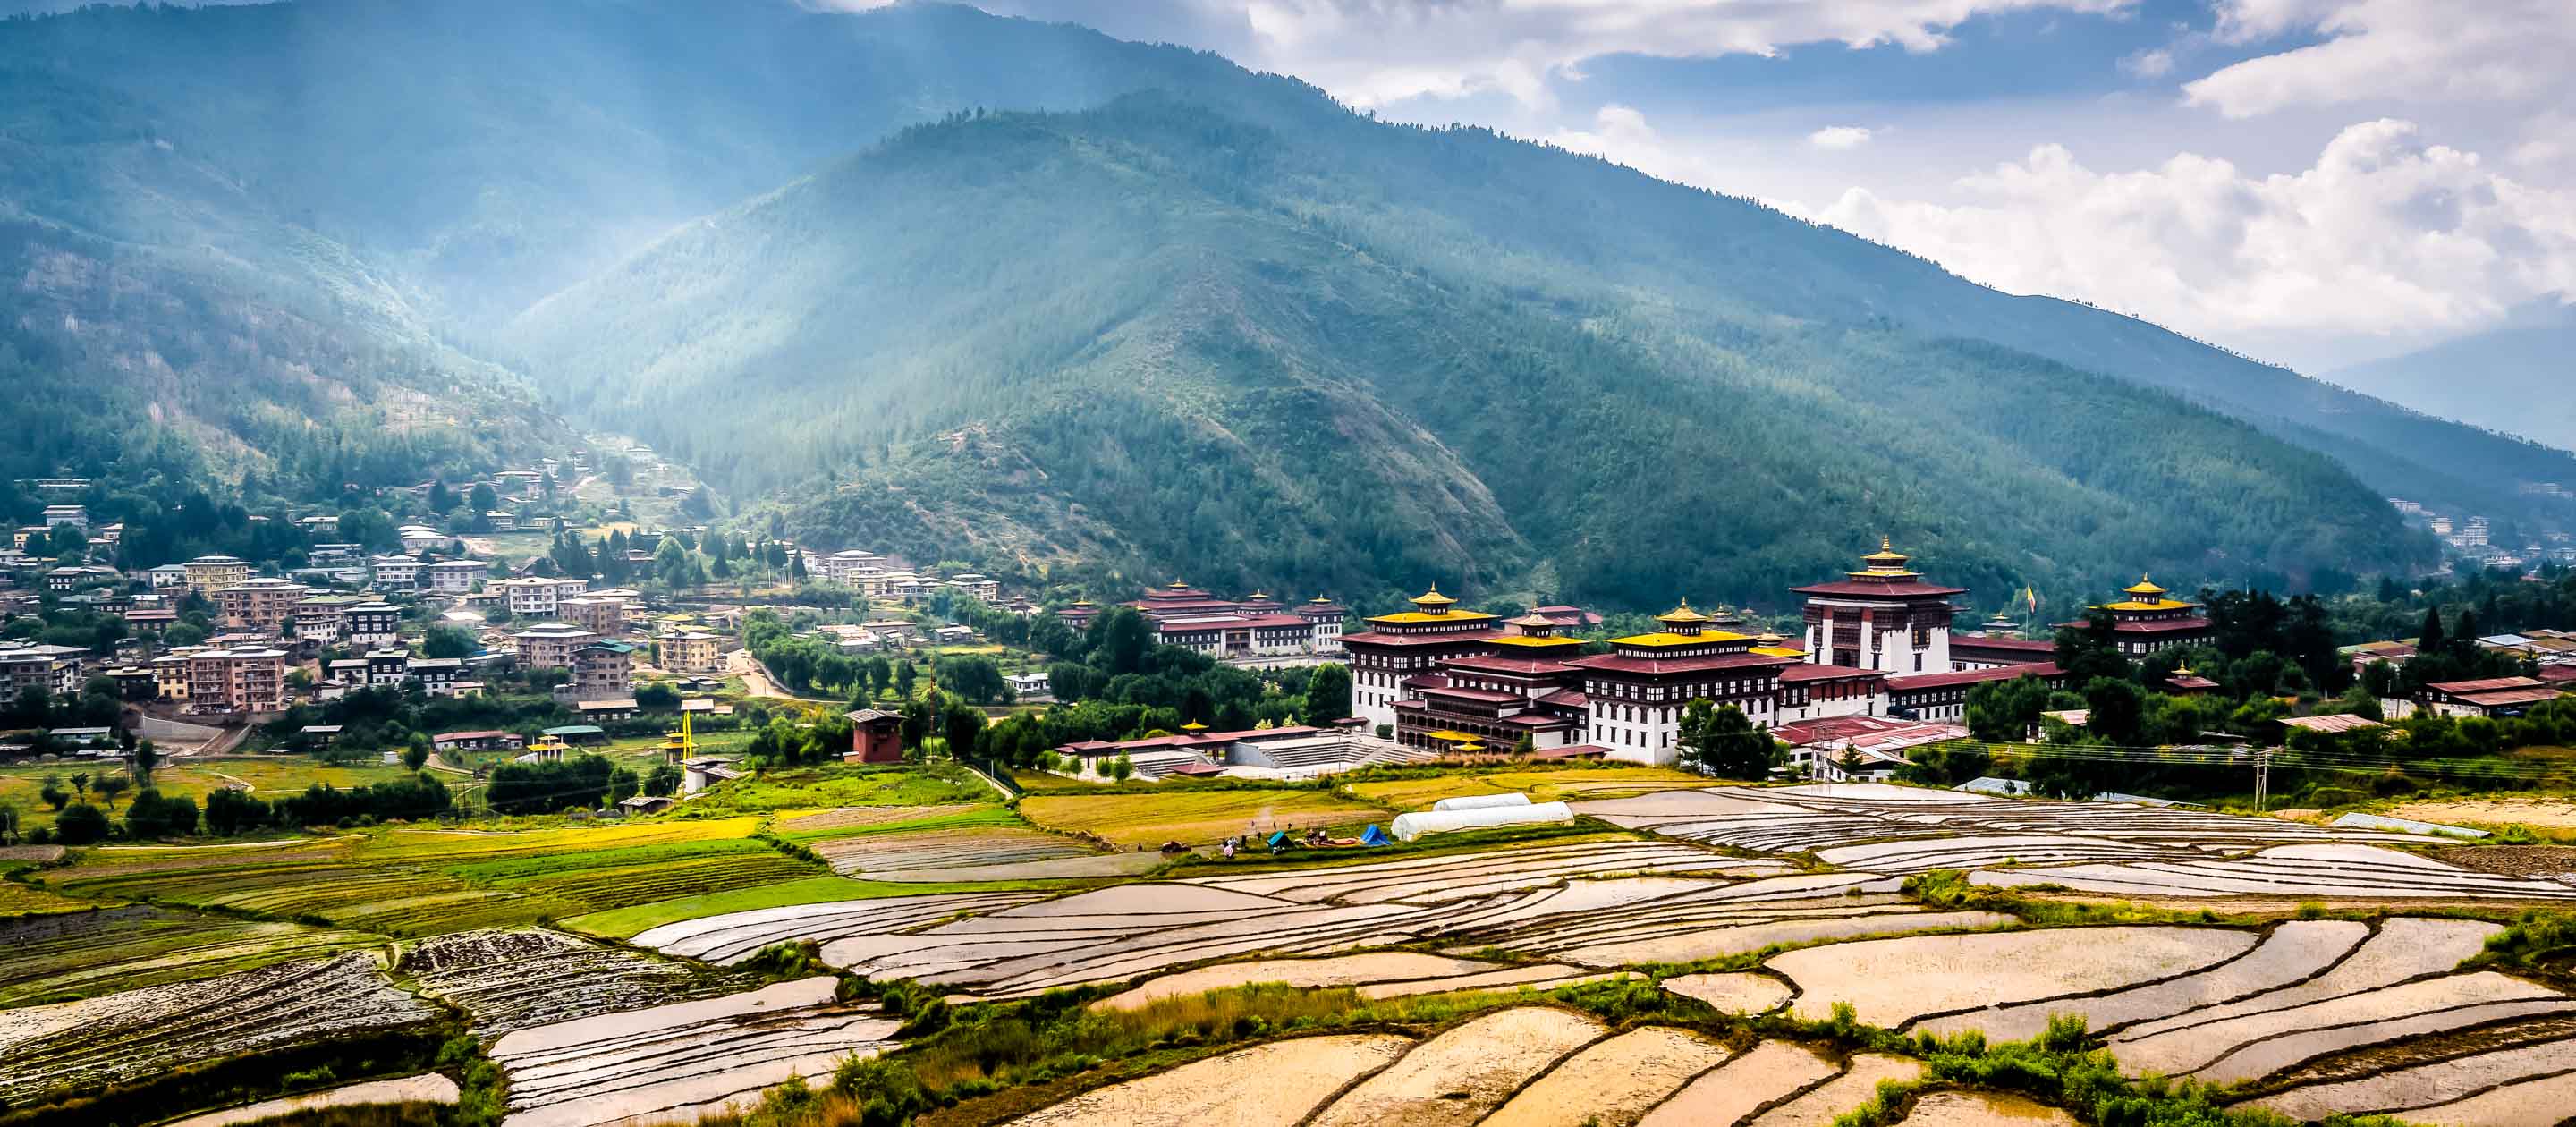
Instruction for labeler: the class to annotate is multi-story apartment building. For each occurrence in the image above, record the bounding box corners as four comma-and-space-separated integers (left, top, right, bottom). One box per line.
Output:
513, 623, 599, 671
216, 578, 309, 635
0, 643, 87, 706
185, 647, 288, 714
182, 555, 251, 595
424, 559, 490, 594
658, 627, 723, 674
345, 602, 402, 648
369, 555, 421, 590
570, 640, 636, 699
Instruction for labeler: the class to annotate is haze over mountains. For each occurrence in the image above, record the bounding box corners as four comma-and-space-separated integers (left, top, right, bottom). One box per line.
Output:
2326, 301, 2576, 454
4, 0, 2570, 610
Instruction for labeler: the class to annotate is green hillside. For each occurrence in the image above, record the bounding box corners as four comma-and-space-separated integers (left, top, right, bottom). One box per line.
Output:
509, 97, 2428, 610
0, 65, 555, 508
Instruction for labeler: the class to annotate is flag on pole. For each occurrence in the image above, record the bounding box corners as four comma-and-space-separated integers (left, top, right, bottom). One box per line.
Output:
2023, 584, 2039, 615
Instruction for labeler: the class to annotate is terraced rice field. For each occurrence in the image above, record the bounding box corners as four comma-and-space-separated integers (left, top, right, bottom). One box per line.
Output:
450, 838, 825, 913
0, 952, 437, 1106
490, 976, 899, 1127
0, 905, 381, 1006
803, 825, 1099, 878
1007, 1006, 1934, 1127
400, 928, 741, 1036
41, 859, 586, 936
774, 803, 990, 834
1017, 790, 1389, 848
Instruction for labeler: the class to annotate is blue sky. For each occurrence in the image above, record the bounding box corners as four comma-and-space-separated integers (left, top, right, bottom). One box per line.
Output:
972, 0, 2576, 374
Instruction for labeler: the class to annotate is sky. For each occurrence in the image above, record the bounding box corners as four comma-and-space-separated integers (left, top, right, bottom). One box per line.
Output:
954, 0, 2576, 373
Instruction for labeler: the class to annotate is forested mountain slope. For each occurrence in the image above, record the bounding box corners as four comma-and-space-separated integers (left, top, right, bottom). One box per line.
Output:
2326, 302, 2576, 454
0, 66, 553, 502
0, 0, 1249, 325
4, 0, 2555, 607
509, 98, 2427, 610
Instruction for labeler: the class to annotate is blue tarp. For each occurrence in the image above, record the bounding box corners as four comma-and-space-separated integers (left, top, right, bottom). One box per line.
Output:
1360, 824, 1389, 847
1266, 830, 1290, 849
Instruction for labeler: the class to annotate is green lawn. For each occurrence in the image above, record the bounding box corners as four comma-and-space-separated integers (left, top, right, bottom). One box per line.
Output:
681, 764, 995, 814
0, 757, 418, 831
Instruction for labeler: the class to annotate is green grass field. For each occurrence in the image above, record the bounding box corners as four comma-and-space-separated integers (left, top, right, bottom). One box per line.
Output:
1018, 789, 1388, 848
682, 765, 994, 814
0, 756, 419, 832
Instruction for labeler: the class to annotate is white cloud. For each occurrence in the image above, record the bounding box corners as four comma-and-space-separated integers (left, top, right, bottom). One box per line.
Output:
1190, 0, 2135, 108
2118, 46, 2172, 77
1811, 120, 2576, 358
1546, 104, 1717, 185
1809, 125, 1875, 149
2186, 0, 2576, 119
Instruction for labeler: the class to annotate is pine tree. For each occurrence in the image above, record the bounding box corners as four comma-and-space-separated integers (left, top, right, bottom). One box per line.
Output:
2419, 606, 2445, 655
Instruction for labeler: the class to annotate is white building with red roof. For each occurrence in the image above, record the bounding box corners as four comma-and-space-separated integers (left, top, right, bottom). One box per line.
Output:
1791, 541, 1966, 675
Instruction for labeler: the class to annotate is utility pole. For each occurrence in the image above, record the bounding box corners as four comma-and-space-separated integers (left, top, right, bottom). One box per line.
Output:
2253, 746, 2272, 814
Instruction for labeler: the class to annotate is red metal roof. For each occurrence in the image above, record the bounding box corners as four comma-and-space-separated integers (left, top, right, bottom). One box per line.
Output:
1887, 663, 2064, 691
1441, 655, 1581, 676
1563, 652, 1792, 677
2429, 676, 2548, 694
2458, 688, 2566, 708
1529, 743, 1610, 759
1790, 580, 1968, 598
1341, 630, 1503, 648
1780, 663, 1887, 683
1773, 715, 1968, 750
1533, 690, 1590, 708
2106, 618, 2213, 634
1952, 637, 2056, 655
1419, 684, 1527, 704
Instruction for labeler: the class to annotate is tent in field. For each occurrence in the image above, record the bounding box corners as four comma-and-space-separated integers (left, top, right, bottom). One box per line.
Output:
1360, 824, 1390, 847
1390, 801, 1574, 842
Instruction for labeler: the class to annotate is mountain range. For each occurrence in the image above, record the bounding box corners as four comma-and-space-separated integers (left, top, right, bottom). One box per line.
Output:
4, 0, 2570, 611
2326, 301, 2576, 454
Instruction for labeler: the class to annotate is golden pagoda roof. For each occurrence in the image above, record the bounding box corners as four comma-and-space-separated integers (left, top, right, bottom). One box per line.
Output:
1615, 629, 1756, 648
2123, 575, 2167, 597
1167, 580, 1190, 589
1454, 741, 1487, 754
1411, 586, 1458, 607
1506, 611, 1559, 629
1848, 537, 1921, 578
1657, 599, 1713, 625
1750, 646, 1806, 658
1179, 721, 1208, 733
